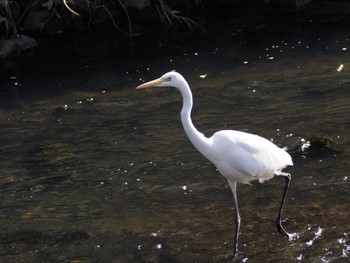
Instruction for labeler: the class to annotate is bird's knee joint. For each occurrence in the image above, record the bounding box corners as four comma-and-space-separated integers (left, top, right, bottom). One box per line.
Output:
285, 173, 291, 181
235, 215, 241, 225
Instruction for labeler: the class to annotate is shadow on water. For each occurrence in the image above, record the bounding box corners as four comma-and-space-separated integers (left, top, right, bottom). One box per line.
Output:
1, 19, 350, 263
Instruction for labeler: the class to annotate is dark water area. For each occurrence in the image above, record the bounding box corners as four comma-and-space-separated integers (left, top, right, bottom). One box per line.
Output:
1, 8, 350, 263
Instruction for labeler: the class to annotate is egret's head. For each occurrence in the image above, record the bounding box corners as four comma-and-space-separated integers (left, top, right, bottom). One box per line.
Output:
136, 71, 185, 90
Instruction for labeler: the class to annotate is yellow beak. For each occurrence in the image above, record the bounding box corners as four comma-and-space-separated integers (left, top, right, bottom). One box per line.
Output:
136, 78, 165, 89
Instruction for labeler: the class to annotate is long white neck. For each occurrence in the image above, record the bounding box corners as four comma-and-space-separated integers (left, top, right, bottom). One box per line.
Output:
176, 82, 212, 158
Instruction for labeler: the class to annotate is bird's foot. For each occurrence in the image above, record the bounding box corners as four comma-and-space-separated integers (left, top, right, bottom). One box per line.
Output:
276, 222, 299, 240
277, 224, 290, 237
231, 252, 239, 263
287, 232, 299, 241
276, 218, 291, 236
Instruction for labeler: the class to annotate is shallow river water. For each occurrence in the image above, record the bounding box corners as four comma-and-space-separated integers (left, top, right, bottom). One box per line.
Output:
1, 24, 350, 263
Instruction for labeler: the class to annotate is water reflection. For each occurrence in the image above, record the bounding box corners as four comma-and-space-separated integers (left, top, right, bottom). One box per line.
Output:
1, 28, 350, 262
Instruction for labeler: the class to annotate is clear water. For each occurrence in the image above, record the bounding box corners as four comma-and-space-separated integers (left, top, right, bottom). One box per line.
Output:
0, 28, 350, 263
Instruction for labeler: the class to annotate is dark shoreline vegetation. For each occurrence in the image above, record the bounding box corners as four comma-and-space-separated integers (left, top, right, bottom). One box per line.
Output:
1, 0, 350, 85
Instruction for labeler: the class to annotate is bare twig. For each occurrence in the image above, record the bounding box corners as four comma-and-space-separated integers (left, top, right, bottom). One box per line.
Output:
63, 0, 79, 16
118, 0, 133, 55
95, 4, 128, 35
155, 0, 206, 32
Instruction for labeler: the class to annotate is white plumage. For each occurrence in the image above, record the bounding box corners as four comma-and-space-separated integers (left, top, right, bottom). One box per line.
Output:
208, 130, 293, 184
136, 71, 294, 259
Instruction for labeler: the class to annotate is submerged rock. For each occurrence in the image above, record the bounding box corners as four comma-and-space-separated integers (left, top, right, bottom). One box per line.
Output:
0, 35, 37, 59
290, 135, 340, 161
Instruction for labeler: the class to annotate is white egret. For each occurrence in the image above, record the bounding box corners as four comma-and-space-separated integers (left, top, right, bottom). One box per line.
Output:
136, 71, 294, 259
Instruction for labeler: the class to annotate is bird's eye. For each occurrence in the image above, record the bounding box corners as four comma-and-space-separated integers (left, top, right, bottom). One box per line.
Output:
165, 77, 172, 81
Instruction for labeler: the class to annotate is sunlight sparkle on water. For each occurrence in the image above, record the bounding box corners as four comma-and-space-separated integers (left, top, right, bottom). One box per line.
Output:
296, 254, 304, 261
306, 226, 324, 247
289, 232, 299, 241
338, 238, 346, 244
342, 244, 350, 257
94, 244, 101, 251
337, 64, 344, 72
154, 243, 162, 249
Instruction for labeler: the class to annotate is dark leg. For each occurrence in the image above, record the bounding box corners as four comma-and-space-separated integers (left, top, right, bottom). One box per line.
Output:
275, 172, 292, 237
227, 180, 241, 261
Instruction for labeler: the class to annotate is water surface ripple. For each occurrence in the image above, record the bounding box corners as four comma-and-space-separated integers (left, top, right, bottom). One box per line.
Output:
0, 30, 349, 263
